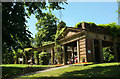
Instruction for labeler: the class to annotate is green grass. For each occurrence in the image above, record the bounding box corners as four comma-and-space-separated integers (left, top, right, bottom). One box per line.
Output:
1, 64, 54, 79
1, 64, 53, 68
16, 63, 120, 79
72, 62, 94, 65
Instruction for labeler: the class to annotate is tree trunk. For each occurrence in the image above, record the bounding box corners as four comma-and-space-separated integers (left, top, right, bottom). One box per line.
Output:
14, 58, 17, 64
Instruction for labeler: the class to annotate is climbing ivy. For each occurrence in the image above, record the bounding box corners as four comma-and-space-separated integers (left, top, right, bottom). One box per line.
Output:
98, 22, 120, 38
54, 21, 66, 64
74, 21, 96, 28
74, 21, 120, 38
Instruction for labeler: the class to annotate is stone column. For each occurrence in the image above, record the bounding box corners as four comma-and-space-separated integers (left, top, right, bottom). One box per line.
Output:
113, 43, 118, 61
99, 39, 104, 62
51, 48, 54, 65
77, 40, 80, 63
63, 45, 66, 65
92, 39, 95, 62
72, 47, 74, 63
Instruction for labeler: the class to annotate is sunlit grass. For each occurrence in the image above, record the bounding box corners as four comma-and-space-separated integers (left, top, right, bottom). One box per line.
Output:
1, 64, 54, 79
16, 62, 120, 79
1, 64, 53, 68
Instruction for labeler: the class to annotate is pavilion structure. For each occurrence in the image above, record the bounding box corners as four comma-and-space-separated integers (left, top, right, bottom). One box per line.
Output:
33, 22, 120, 65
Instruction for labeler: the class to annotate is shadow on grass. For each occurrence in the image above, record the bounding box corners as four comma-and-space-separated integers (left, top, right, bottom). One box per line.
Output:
2, 66, 51, 79
59, 66, 120, 79
20, 65, 120, 79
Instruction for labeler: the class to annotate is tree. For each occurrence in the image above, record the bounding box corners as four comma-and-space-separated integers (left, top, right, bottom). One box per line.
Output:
54, 21, 66, 64
2, 2, 32, 63
34, 12, 58, 46
39, 52, 49, 65
2, 2, 66, 64
55, 21, 66, 44
34, 51, 39, 65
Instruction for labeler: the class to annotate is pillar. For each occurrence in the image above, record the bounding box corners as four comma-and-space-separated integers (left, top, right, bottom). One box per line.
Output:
72, 47, 74, 63
99, 39, 104, 62
113, 42, 118, 61
51, 48, 54, 65
77, 40, 80, 63
63, 45, 66, 65
92, 39, 95, 62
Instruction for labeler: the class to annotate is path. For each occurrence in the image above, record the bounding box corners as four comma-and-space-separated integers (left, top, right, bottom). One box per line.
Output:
18, 65, 69, 77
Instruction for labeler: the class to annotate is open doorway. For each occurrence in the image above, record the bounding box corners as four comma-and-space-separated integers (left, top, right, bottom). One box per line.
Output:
94, 39, 100, 62
65, 41, 77, 64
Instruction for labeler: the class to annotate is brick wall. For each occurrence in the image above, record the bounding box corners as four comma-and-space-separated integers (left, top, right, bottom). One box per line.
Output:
79, 38, 87, 62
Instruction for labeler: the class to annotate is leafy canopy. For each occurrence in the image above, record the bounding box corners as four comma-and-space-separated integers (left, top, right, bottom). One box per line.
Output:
2, 2, 67, 64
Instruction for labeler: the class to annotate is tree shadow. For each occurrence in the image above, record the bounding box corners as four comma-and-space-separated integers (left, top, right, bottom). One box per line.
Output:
59, 65, 120, 79
2, 66, 51, 79
19, 65, 120, 79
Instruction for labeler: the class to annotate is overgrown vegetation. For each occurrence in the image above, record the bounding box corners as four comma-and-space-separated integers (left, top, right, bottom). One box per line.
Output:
54, 21, 66, 64
2, 2, 67, 64
103, 47, 115, 62
34, 51, 39, 65
74, 21, 120, 37
39, 52, 50, 65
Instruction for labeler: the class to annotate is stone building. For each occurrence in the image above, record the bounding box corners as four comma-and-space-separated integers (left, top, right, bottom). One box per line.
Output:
33, 22, 120, 65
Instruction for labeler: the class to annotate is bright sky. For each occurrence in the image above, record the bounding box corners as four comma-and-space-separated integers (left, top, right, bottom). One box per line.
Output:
26, 2, 118, 38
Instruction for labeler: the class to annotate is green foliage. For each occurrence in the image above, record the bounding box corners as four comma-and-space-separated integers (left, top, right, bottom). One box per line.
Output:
42, 41, 55, 46
54, 45, 63, 64
53, 21, 66, 64
55, 27, 65, 44
34, 51, 38, 59
2, 2, 32, 51
13, 50, 18, 64
39, 52, 49, 65
34, 51, 39, 64
103, 47, 114, 62
55, 21, 66, 44
57, 21, 66, 31
2, 2, 32, 64
2, 49, 14, 64
2, 2, 66, 64
74, 22, 120, 37
74, 21, 96, 28
32, 2, 67, 47
35, 12, 58, 47
98, 22, 120, 37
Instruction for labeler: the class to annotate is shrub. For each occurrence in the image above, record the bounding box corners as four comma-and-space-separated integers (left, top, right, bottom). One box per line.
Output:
39, 52, 49, 65
103, 47, 114, 62
34, 51, 39, 65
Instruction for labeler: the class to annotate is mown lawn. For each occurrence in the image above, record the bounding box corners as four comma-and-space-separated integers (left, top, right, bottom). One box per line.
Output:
1, 64, 54, 79
16, 63, 120, 79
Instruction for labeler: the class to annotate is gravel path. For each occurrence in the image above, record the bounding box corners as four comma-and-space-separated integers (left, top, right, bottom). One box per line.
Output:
18, 65, 69, 77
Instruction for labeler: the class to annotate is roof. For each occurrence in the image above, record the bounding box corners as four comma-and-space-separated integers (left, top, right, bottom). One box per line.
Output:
81, 22, 111, 35
57, 27, 82, 40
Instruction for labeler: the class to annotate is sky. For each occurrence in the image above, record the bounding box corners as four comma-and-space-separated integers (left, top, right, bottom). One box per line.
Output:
26, 2, 118, 38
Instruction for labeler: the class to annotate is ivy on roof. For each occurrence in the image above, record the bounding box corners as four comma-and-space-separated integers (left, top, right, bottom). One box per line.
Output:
74, 21, 120, 37
98, 22, 120, 37
74, 21, 96, 28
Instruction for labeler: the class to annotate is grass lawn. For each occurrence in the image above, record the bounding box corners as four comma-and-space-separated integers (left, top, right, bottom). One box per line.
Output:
1, 64, 54, 79
16, 63, 120, 79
